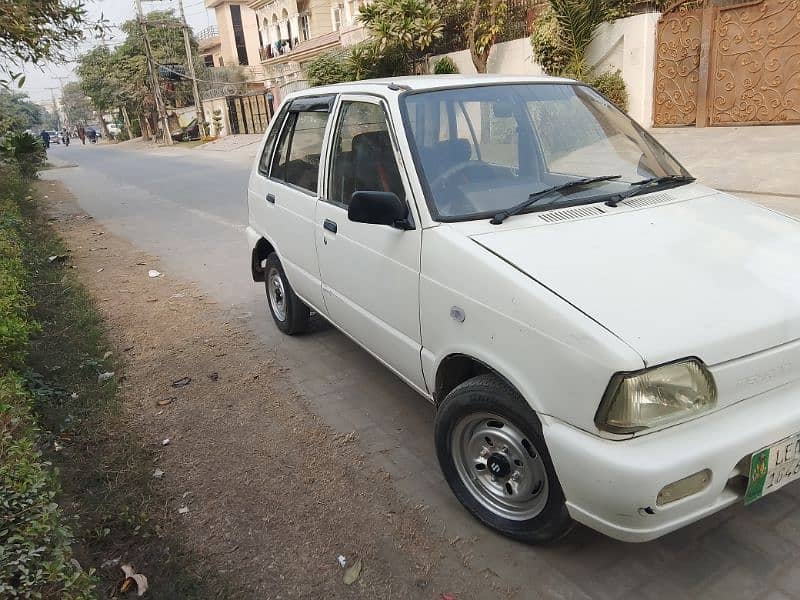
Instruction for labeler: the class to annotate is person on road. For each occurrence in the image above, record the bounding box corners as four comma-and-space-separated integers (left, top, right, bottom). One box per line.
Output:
77, 124, 86, 145
62, 128, 70, 147
39, 129, 50, 149
87, 128, 97, 144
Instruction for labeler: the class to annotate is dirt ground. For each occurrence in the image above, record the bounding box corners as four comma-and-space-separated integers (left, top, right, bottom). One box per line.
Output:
38, 180, 515, 599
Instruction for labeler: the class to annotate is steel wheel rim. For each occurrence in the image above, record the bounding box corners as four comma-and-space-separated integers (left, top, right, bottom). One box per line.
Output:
267, 267, 287, 322
451, 412, 549, 521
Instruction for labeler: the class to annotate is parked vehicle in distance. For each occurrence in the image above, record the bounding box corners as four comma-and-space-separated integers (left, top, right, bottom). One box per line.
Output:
247, 75, 800, 543
45, 130, 60, 144
106, 123, 121, 137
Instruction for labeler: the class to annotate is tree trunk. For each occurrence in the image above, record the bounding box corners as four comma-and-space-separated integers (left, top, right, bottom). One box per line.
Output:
468, 0, 488, 73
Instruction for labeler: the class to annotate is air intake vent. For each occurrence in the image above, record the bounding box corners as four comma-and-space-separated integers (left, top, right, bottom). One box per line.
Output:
538, 205, 605, 223
622, 192, 676, 209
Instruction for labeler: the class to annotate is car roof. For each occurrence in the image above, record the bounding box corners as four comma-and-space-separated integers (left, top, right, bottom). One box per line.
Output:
287, 74, 577, 99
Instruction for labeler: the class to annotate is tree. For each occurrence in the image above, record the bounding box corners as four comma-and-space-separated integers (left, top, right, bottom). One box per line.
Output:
76, 46, 120, 136
467, 0, 507, 73
358, 0, 442, 60
60, 81, 92, 125
0, 90, 42, 133
547, 0, 610, 77
0, 0, 88, 87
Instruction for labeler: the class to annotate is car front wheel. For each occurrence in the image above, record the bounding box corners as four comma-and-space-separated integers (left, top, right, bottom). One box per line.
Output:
264, 253, 309, 335
435, 374, 574, 544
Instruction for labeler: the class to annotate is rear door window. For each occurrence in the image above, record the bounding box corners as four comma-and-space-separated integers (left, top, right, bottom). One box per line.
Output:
270, 109, 330, 194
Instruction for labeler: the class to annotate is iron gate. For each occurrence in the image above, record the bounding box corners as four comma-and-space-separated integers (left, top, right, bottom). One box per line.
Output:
226, 92, 275, 135
653, 0, 800, 126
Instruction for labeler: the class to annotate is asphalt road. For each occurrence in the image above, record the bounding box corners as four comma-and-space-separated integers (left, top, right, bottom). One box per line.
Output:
44, 142, 800, 600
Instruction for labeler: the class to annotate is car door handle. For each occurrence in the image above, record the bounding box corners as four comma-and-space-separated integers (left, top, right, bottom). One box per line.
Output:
323, 219, 338, 234
266, 193, 275, 204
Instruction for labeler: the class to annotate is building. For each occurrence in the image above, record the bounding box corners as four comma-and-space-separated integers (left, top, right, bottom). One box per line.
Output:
248, 0, 368, 94
199, 0, 262, 70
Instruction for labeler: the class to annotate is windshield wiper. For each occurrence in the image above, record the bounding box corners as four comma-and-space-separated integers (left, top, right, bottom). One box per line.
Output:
490, 175, 622, 225
631, 174, 696, 187
604, 174, 696, 207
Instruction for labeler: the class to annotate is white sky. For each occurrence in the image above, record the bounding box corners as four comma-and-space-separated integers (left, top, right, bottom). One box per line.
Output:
21, 0, 215, 105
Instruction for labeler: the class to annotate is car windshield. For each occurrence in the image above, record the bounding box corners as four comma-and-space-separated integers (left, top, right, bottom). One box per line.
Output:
401, 83, 689, 220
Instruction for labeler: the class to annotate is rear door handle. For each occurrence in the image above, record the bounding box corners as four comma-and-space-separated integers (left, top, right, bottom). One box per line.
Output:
266, 193, 275, 204
323, 219, 338, 234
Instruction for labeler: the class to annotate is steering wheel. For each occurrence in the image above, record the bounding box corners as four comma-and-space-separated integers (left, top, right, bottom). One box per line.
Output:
430, 160, 491, 189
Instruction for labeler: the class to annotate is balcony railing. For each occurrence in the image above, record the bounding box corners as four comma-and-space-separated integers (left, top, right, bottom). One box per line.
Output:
197, 25, 219, 41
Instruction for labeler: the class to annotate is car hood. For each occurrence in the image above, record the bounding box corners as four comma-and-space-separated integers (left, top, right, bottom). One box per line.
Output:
466, 191, 800, 366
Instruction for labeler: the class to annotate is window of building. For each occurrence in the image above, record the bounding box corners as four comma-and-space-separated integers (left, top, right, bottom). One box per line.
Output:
299, 13, 310, 41
229, 5, 249, 65
332, 7, 342, 31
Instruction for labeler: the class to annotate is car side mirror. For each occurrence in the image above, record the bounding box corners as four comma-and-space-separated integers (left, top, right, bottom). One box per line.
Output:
348, 191, 412, 230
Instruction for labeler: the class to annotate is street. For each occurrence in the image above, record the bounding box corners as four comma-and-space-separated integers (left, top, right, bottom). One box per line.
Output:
43, 140, 800, 600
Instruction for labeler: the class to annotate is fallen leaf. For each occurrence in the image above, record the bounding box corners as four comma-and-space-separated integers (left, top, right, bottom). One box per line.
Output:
440, 595, 458, 600
153, 468, 165, 479
148, 269, 162, 278
171, 376, 191, 388
119, 564, 148, 596
161, 438, 170, 446
156, 397, 176, 406
343, 558, 362, 585
97, 267, 104, 273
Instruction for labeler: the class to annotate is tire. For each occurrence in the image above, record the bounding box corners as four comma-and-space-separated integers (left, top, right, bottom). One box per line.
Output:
435, 374, 574, 544
264, 253, 310, 335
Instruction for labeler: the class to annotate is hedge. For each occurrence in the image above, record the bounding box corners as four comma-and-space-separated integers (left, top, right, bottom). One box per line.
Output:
0, 163, 95, 599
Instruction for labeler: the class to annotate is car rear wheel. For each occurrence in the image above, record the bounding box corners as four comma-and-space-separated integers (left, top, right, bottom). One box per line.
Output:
264, 253, 309, 335
435, 374, 574, 544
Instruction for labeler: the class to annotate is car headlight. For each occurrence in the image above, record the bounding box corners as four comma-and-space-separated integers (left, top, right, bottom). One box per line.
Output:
595, 358, 717, 434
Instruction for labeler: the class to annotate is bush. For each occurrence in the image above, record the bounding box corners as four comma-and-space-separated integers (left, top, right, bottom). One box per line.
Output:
0, 165, 96, 599
530, 7, 569, 77
1, 133, 46, 181
304, 49, 352, 87
433, 56, 459, 74
305, 41, 413, 87
587, 69, 629, 112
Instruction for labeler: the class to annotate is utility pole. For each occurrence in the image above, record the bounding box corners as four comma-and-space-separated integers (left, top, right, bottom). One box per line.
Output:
178, 0, 207, 138
54, 76, 71, 129
45, 87, 61, 130
135, 0, 173, 145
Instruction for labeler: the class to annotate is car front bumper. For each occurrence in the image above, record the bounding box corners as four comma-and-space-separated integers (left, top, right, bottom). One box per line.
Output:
543, 379, 800, 542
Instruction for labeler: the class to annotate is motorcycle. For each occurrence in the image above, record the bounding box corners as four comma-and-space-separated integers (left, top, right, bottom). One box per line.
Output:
62, 134, 70, 147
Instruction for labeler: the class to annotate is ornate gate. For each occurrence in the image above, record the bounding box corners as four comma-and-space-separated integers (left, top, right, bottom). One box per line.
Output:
653, 0, 800, 126
653, 2, 705, 126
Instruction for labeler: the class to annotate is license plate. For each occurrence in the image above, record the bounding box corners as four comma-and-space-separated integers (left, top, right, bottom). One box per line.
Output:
745, 433, 800, 505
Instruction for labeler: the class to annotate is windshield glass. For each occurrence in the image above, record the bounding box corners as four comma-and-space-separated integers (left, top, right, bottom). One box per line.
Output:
401, 84, 689, 220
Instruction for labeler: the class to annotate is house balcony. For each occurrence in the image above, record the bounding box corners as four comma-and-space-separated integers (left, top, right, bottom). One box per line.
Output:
197, 26, 220, 52
261, 30, 342, 66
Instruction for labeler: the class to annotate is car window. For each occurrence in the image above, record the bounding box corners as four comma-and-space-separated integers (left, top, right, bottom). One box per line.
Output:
328, 101, 405, 206
270, 109, 330, 193
258, 105, 289, 176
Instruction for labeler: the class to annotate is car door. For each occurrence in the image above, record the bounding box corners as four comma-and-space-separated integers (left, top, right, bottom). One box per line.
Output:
248, 96, 334, 314
315, 95, 426, 393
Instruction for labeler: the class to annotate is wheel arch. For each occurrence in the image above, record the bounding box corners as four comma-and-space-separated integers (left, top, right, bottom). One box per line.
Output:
434, 353, 527, 408
251, 235, 276, 282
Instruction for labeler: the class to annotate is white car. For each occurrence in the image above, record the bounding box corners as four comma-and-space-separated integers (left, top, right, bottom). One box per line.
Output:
246, 75, 800, 543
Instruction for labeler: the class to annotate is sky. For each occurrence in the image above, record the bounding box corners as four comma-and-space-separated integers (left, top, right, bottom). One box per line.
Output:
22, 0, 215, 106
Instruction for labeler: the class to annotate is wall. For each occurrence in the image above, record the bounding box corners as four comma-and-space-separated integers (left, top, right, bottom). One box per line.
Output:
587, 12, 659, 127
428, 13, 659, 126
202, 97, 232, 137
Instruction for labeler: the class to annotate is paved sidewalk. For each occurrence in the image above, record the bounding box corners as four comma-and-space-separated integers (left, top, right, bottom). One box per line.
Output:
650, 125, 800, 200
